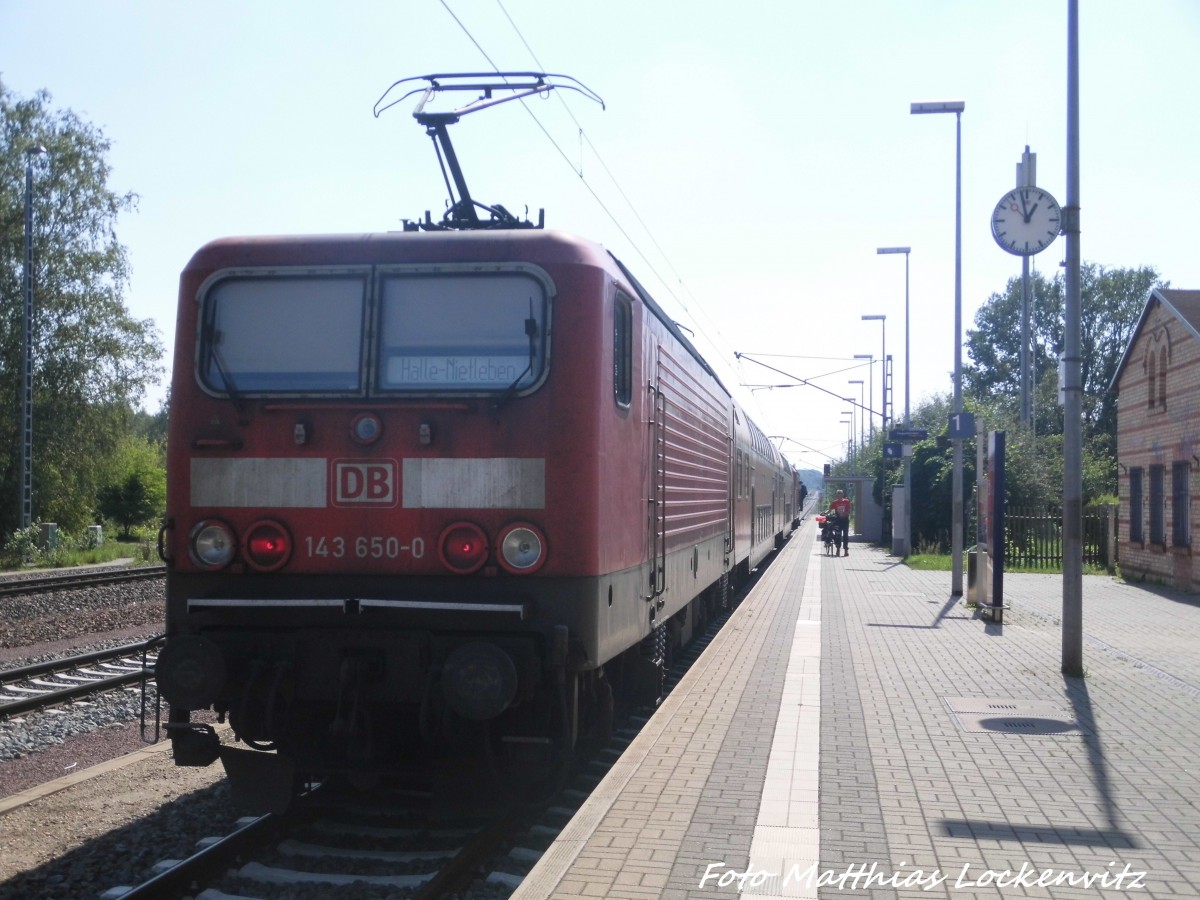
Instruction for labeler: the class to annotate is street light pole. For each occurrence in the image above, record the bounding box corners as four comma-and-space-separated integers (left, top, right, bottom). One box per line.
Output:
877, 247, 912, 555
1062, 0, 1083, 675
843, 404, 856, 470
862, 315, 887, 436
875, 248, 911, 426
853, 354, 874, 440
21, 145, 48, 531
848, 380, 865, 449
911, 99, 965, 595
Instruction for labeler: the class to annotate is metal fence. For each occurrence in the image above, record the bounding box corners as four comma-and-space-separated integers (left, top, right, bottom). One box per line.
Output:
1004, 505, 1118, 571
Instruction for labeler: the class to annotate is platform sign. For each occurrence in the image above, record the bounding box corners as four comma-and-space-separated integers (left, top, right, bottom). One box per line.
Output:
883, 442, 903, 459
948, 411, 976, 439
889, 428, 928, 442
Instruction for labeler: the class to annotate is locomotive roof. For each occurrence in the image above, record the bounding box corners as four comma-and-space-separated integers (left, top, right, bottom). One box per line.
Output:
183, 227, 615, 272
183, 227, 732, 402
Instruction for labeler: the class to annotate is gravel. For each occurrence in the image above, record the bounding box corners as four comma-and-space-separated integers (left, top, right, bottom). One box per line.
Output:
0, 566, 247, 897
0, 567, 167, 781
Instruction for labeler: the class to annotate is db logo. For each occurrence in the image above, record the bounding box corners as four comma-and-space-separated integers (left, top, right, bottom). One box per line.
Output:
332, 459, 397, 507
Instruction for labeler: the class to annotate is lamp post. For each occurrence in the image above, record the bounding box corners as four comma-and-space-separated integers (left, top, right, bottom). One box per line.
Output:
875, 248, 911, 426
911, 98, 965, 595
862, 315, 887, 435
1063, 0, 1083, 675
840, 418, 853, 467
848, 379, 865, 449
21, 145, 48, 531
877, 246, 912, 556
843, 405, 856, 470
853, 354, 874, 440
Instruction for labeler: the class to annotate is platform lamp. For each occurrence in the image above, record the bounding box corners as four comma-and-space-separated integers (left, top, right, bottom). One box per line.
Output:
861, 315, 887, 436
911, 98, 965, 595
877, 246, 912, 556
840, 418, 853, 468
853, 354, 874, 440
842, 405, 856, 469
848, 379, 865, 449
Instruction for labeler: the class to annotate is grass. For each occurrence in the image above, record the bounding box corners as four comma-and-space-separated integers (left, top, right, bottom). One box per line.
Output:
905, 553, 952, 571
3, 537, 155, 573
903, 551, 1109, 576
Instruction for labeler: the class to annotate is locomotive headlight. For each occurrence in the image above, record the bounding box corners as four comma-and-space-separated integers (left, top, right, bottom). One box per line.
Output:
243, 519, 292, 572
497, 523, 546, 574
350, 412, 382, 445
189, 519, 236, 570
438, 522, 489, 574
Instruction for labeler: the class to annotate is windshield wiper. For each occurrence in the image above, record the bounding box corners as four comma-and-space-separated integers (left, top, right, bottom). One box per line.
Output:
491, 300, 539, 412
203, 323, 247, 421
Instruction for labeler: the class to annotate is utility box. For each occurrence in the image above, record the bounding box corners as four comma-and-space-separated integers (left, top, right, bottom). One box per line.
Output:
967, 548, 990, 608
38, 522, 58, 551
891, 485, 908, 556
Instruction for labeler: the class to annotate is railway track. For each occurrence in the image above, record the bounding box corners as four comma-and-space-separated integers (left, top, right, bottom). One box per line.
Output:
106, 779, 521, 900
0, 564, 165, 600
0, 638, 161, 719
99, 561, 755, 899
89, 539, 780, 898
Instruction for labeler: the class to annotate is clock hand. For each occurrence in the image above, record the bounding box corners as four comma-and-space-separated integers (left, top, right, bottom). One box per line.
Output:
1025, 201, 1039, 223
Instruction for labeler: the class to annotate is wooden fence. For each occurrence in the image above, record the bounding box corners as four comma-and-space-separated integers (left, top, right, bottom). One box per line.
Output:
1003, 505, 1117, 571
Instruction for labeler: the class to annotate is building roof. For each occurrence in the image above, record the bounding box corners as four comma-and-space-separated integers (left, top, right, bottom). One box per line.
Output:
1109, 288, 1200, 395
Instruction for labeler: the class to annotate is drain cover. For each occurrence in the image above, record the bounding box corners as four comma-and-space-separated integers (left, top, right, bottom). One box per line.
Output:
944, 697, 1084, 735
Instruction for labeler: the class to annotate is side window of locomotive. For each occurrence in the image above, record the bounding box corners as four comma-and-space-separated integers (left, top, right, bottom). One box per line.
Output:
377, 273, 549, 393
614, 294, 633, 408
199, 275, 367, 394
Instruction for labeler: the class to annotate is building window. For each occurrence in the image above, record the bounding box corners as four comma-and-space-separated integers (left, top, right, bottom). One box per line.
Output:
1130, 466, 1143, 544
1147, 352, 1157, 409
1159, 347, 1168, 409
1149, 464, 1166, 546
613, 295, 633, 408
1172, 461, 1190, 548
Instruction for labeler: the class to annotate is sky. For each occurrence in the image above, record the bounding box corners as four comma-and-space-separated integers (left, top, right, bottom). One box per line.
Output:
3, 1, 1198, 473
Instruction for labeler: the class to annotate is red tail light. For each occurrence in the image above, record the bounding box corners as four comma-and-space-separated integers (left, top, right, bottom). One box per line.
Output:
438, 522, 488, 574
243, 519, 292, 572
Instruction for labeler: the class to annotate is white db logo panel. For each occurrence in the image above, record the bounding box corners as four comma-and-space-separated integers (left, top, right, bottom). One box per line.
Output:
332, 460, 398, 507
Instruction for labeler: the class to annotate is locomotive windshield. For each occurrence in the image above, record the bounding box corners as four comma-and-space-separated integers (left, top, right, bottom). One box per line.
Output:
197, 267, 549, 397
376, 273, 546, 392
199, 274, 368, 393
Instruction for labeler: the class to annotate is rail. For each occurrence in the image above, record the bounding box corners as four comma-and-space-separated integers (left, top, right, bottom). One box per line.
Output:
0, 565, 165, 600
0, 637, 162, 719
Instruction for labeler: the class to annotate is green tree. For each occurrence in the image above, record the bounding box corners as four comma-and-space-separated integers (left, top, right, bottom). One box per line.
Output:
964, 263, 1164, 451
1, 81, 163, 534
97, 435, 166, 537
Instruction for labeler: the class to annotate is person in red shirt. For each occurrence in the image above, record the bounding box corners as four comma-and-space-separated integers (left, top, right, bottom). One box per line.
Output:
828, 489, 852, 556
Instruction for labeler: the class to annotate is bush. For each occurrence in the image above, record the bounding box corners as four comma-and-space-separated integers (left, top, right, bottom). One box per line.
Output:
2, 526, 42, 568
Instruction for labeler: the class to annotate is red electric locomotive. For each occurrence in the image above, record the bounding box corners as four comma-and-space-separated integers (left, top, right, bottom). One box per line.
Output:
154, 74, 795, 807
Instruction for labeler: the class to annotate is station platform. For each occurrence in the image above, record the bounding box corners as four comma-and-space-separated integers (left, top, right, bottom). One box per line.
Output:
511, 520, 1200, 898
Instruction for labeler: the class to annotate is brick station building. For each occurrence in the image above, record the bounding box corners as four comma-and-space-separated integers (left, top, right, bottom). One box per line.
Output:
1111, 288, 1200, 590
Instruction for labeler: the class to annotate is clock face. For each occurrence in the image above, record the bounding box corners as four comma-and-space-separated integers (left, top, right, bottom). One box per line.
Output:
991, 187, 1062, 256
